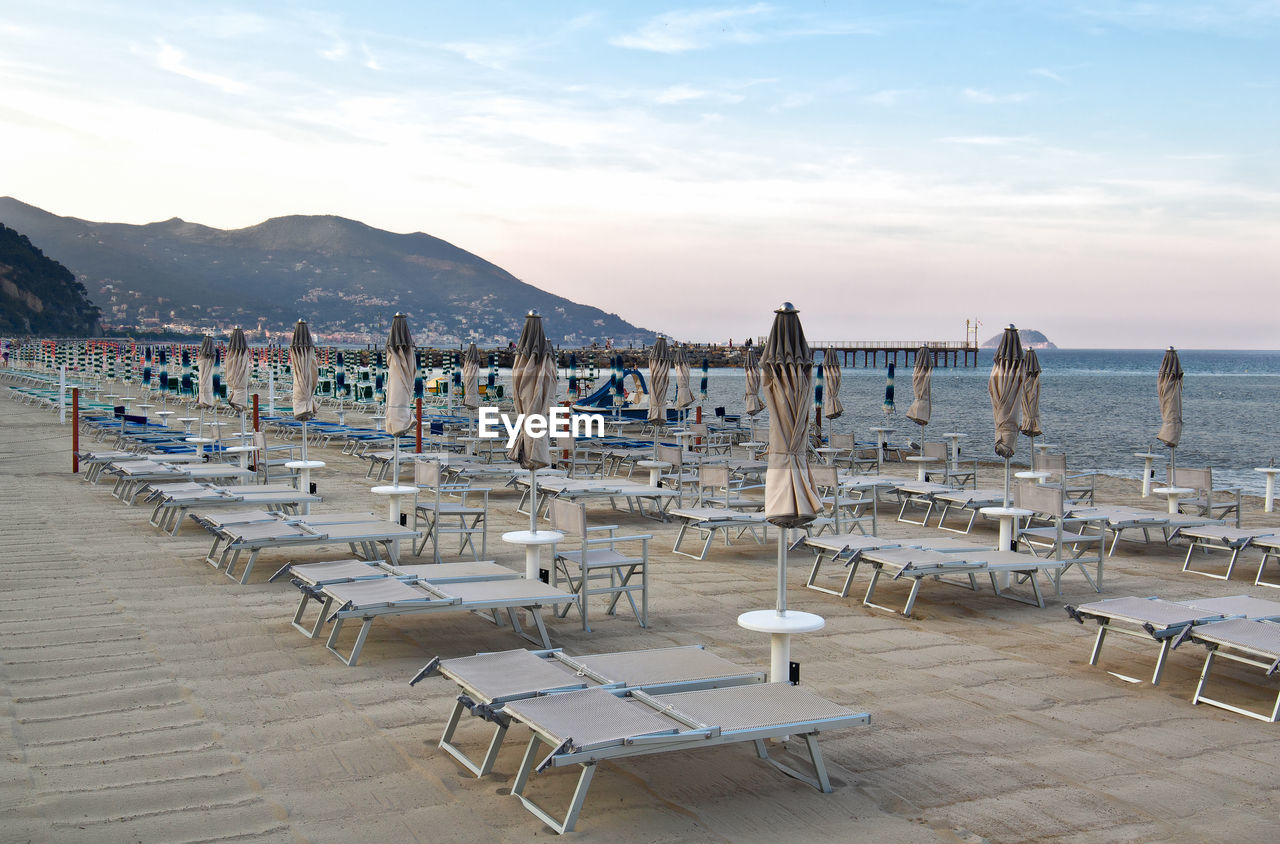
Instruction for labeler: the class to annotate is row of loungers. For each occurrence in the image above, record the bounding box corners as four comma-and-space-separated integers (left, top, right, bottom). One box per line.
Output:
1066, 595, 1280, 722
413, 645, 870, 834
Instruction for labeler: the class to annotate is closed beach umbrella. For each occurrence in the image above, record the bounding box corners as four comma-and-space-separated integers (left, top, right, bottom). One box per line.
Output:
743, 348, 766, 417
1156, 346, 1183, 480
385, 314, 415, 436
822, 356, 843, 420
289, 320, 319, 422
905, 345, 932, 432
700, 357, 709, 403
225, 328, 250, 413
508, 311, 557, 532
988, 325, 1025, 505
882, 362, 896, 415
674, 345, 694, 410
1019, 349, 1042, 466
196, 335, 216, 438
647, 337, 672, 430
761, 302, 823, 616
462, 342, 482, 410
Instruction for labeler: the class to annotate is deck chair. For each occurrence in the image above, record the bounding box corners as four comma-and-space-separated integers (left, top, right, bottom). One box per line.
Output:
500, 682, 869, 834
825, 432, 877, 472
654, 444, 697, 504
669, 465, 768, 560
548, 497, 650, 632
1176, 525, 1280, 581
414, 645, 765, 778
413, 459, 489, 561
1014, 481, 1106, 592
252, 431, 300, 484
806, 464, 870, 537
1037, 453, 1098, 506
1172, 467, 1242, 528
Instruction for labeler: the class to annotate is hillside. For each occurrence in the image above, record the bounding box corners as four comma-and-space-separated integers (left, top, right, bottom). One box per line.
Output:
0, 223, 101, 336
0, 197, 653, 345
981, 328, 1057, 350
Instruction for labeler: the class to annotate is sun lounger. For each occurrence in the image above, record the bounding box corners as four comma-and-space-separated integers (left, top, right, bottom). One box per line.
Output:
934, 487, 1008, 534
499, 683, 870, 834
1253, 535, 1280, 589
207, 519, 421, 583
892, 480, 959, 526
288, 573, 576, 665
107, 460, 255, 505
853, 547, 988, 615
146, 483, 321, 535
1180, 617, 1280, 722
669, 506, 768, 559
412, 645, 766, 778
1064, 596, 1230, 684
803, 533, 904, 597
925, 542, 1074, 607
1175, 525, 1280, 581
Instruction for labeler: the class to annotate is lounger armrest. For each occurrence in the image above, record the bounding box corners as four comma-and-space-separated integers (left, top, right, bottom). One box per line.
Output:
585, 524, 620, 533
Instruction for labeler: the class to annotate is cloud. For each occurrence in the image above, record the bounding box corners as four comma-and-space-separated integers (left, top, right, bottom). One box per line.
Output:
939, 135, 1033, 146
611, 4, 774, 53
864, 88, 911, 105
654, 84, 745, 105
143, 40, 249, 95
962, 88, 1031, 104
441, 40, 526, 70
361, 42, 380, 71
1030, 67, 1065, 83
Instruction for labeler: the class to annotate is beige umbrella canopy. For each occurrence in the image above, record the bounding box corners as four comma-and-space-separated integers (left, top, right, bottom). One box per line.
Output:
1156, 346, 1183, 478
385, 314, 415, 436
224, 328, 250, 413
743, 348, 765, 417
905, 345, 932, 429
822, 356, 843, 420
673, 344, 694, 410
289, 320, 318, 422
462, 343, 482, 410
196, 335, 216, 409
508, 311, 557, 532
1020, 349, 1043, 465
988, 325, 1024, 506
647, 337, 672, 427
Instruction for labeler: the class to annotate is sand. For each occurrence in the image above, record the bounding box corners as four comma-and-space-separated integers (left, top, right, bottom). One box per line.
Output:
2, 391, 1280, 842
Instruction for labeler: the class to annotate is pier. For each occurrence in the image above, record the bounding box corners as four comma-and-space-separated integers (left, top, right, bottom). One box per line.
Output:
782, 340, 980, 368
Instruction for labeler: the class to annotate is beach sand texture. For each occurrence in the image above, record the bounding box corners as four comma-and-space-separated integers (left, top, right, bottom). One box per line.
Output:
3, 394, 1280, 842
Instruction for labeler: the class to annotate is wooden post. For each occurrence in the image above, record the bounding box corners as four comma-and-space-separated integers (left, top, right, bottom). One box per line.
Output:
252, 393, 260, 432
415, 398, 423, 453
71, 387, 80, 473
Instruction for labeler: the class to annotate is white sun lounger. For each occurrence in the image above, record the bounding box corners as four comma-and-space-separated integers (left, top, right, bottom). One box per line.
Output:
925, 542, 1075, 608
802, 533, 904, 597
933, 487, 1008, 534
289, 574, 576, 666
500, 683, 869, 834
146, 483, 320, 535
1180, 617, 1280, 722
1064, 596, 1232, 685
413, 645, 766, 777
193, 510, 383, 565
892, 480, 959, 526
669, 506, 769, 559
209, 519, 421, 583
108, 460, 255, 505
854, 547, 988, 616
1253, 535, 1280, 589
1175, 525, 1280, 581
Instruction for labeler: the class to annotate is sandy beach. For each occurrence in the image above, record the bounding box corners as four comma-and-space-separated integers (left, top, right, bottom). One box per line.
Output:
3, 393, 1280, 843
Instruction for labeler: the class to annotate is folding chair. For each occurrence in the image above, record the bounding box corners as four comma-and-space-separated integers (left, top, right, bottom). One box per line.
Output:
549, 497, 649, 632
413, 459, 489, 561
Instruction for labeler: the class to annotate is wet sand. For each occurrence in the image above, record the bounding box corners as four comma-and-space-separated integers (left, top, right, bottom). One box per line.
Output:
2, 393, 1279, 842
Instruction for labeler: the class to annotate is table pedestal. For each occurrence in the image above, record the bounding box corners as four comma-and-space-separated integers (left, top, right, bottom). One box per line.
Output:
980, 506, 1033, 587
1015, 470, 1051, 485
906, 455, 938, 482
1134, 452, 1160, 497
503, 530, 564, 580
224, 444, 259, 470
942, 433, 966, 473
184, 436, 214, 459
372, 485, 416, 557
286, 460, 326, 514
1255, 467, 1280, 513
636, 460, 671, 488
870, 427, 893, 470
738, 610, 825, 684
1153, 486, 1193, 515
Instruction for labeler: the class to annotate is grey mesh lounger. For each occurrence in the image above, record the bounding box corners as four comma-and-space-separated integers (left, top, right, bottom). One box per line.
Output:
853, 547, 988, 615
213, 520, 421, 583
1179, 616, 1280, 722
411, 645, 766, 778
501, 682, 869, 834
147, 483, 320, 535
669, 506, 768, 559
1175, 525, 1280, 581
802, 533, 904, 597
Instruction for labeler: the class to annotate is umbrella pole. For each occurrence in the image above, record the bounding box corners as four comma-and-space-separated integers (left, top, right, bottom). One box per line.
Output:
529, 467, 537, 534
393, 436, 400, 488
776, 527, 787, 615
1028, 435, 1036, 470
1003, 456, 1011, 508
301, 420, 309, 462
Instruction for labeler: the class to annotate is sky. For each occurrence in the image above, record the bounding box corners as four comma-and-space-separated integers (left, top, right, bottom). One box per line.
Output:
2, 1, 1278, 348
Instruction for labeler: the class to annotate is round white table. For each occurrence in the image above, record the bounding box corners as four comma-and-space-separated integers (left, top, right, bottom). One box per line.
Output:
738, 609, 825, 684
1254, 467, 1280, 514
223, 444, 259, 470
503, 529, 564, 580
1153, 486, 1194, 515
136, 403, 154, 421
815, 447, 842, 465
1015, 470, 1052, 485
941, 432, 966, 472
980, 506, 1033, 552
636, 459, 671, 488
1134, 452, 1163, 497
287, 460, 326, 513
372, 485, 416, 555
176, 416, 198, 434
869, 427, 894, 468
906, 454, 941, 482
184, 436, 214, 459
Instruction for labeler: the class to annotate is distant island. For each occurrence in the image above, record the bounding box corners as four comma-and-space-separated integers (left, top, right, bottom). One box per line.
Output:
980, 329, 1057, 350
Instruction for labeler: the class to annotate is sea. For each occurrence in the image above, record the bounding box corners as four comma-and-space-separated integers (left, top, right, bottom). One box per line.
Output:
628, 349, 1280, 496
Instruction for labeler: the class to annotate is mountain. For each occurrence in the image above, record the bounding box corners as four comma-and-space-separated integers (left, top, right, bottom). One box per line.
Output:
980, 328, 1057, 350
0, 222, 101, 336
0, 197, 654, 345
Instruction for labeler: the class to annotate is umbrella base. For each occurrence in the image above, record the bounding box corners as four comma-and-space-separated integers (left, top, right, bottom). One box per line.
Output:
738, 610, 825, 683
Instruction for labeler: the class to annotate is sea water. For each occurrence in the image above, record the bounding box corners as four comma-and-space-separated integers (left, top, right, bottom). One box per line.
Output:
629, 349, 1280, 496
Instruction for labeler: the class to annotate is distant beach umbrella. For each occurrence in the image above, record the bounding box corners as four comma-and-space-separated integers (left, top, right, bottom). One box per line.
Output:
462, 342, 482, 410
1019, 348, 1043, 466
225, 328, 250, 413
674, 345, 694, 410
882, 362, 896, 415
822, 356, 843, 420
648, 337, 672, 427
760, 302, 822, 616
988, 325, 1025, 505
508, 311, 557, 532
158, 348, 169, 392
335, 351, 347, 398
385, 314, 415, 436
905, 345, 932, 430
567, 352, 578, 396
743, 348, 765, 417
289, 320, 319, 422
1156, 346, 1184, 480
700, 357, 709, 402
196, 335, 217, 409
